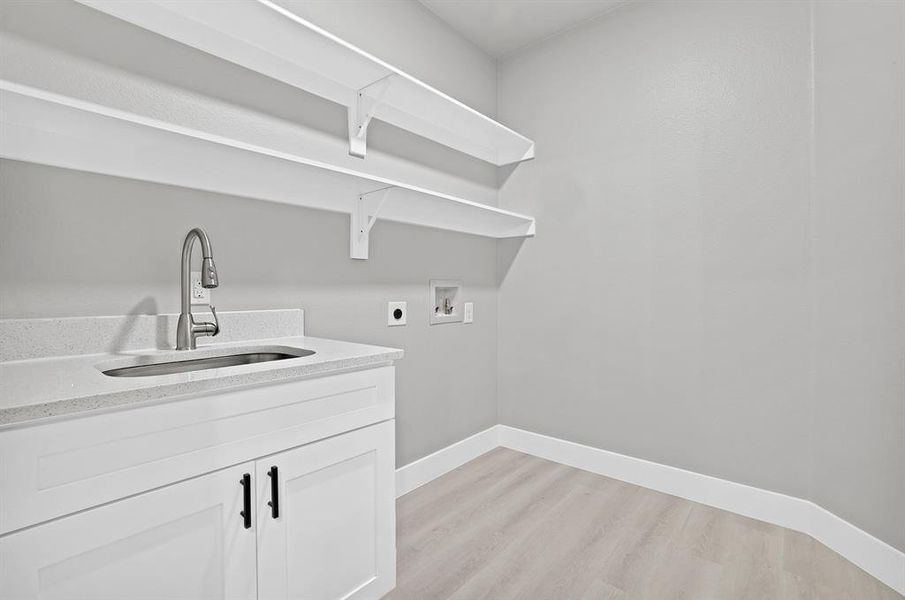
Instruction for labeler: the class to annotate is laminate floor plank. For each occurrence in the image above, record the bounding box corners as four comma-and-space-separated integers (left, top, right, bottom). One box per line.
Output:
386, 448, 902, 600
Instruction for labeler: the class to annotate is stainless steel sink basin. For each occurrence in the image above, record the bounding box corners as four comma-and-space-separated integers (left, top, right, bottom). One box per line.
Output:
102, 347, 315, 377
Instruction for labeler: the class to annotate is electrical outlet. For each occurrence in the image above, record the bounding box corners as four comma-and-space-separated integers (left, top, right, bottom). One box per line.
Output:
387, 301, 407, 326
191, 271, 210, 305
463, 302, 474, 324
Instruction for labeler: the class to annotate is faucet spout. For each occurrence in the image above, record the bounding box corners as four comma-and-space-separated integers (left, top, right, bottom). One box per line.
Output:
177, 227, 221, 350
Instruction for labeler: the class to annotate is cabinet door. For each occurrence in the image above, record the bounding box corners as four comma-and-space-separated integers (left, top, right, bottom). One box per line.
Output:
0, 464, 257, 600
256, 420, 396, 600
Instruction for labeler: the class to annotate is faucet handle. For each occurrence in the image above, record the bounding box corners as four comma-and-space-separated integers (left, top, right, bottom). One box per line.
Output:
209, 306, 220, 337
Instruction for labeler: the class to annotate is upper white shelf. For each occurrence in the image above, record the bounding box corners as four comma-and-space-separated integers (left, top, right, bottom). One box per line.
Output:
75, 0, 536, 166
0, 82, 535, 259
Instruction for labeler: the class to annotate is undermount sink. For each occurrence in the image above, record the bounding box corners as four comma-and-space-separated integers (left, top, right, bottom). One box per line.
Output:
102, 347, 316, 378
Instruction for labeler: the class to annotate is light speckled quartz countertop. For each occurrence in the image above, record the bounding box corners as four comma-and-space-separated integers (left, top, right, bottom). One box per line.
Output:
0, 335, 403, 427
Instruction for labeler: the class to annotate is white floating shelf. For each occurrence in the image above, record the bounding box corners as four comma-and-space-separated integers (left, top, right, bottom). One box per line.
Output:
0, 82, 535, 259
75, 0, 536, 166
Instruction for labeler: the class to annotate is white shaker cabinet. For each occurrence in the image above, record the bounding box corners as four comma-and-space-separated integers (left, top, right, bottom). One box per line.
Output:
256, 420, 396, 600
0, 366, 398, 600
0, 463, 258, 600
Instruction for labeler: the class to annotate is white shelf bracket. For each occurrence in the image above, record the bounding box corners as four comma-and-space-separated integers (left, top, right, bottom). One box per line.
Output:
350, 186, 393, 259
348, 75, 393, 159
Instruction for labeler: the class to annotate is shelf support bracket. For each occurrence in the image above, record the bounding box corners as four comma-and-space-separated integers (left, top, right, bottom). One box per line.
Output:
350, 186, 392, 259
348, 75, 393, 159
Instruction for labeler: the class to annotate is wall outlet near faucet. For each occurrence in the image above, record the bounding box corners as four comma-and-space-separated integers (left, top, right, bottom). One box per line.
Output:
387, 301, 407, 326
190, 271, 210, 305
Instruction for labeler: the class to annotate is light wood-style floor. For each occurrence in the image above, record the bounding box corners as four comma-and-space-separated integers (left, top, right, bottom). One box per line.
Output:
387, 448, 902, 600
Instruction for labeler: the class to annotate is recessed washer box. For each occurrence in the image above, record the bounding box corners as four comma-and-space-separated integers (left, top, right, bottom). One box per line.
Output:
430, 280, 463, 325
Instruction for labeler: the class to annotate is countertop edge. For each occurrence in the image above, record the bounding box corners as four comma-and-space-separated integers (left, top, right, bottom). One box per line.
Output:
0, 349, 403, 429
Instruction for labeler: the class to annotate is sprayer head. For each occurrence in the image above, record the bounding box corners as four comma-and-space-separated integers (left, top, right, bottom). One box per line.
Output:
201, 257, 218, 288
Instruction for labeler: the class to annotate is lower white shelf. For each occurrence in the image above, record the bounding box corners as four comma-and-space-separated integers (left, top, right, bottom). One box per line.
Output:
0, 81, 535, 258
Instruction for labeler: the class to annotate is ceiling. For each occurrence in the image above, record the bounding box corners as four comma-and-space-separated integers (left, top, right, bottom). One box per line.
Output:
419, 0, 628, 58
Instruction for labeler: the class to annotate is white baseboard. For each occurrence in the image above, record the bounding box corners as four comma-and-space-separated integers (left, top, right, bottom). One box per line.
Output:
807, 502, 905, 596
497, 425, 905, 596
497, 425, 815, 531
395, 426, 499, 498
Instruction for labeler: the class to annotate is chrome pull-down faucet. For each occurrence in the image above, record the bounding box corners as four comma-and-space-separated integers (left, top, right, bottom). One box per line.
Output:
176, 227, 220, 350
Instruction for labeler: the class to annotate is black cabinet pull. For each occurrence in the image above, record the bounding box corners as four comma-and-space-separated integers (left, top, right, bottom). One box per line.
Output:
239, 473, 252, 529
267, 466, 280, 519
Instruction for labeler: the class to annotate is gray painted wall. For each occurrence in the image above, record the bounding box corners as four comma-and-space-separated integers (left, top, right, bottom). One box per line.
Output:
0, 0, 501, 467
497, 0, 904, 551
810, 0, 905, 553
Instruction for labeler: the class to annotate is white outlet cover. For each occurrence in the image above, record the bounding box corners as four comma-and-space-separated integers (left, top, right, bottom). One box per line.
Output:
464, 302, 474, 324
190, 271, 210, 305
387, 301, 407, 326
